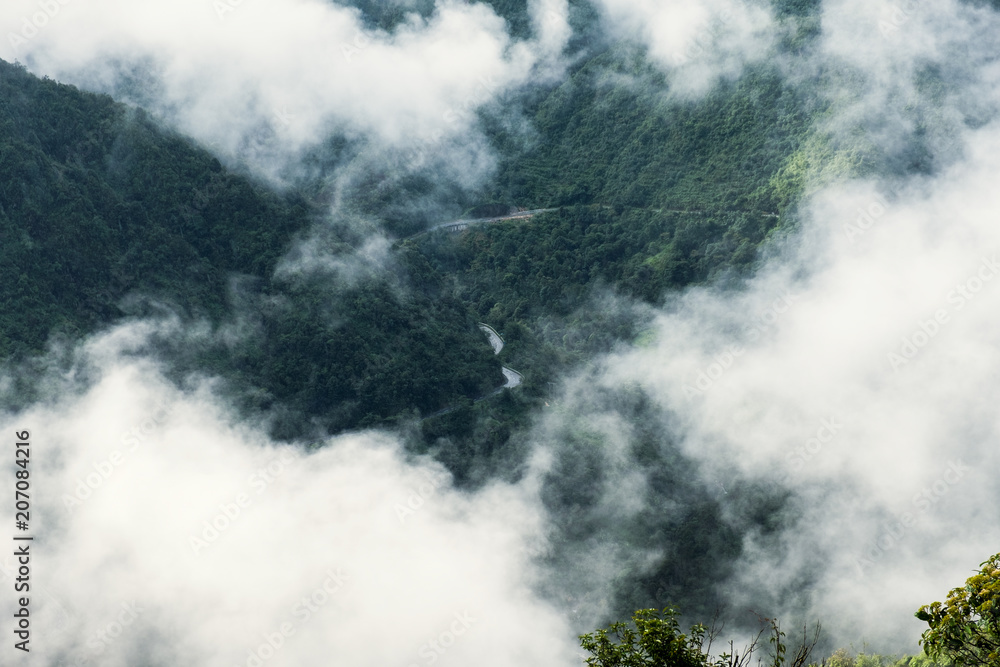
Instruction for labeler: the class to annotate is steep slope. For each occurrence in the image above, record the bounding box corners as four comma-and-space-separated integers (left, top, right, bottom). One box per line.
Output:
0, 58, 501, 431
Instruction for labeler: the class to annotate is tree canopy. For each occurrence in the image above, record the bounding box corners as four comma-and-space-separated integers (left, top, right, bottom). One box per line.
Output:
917, 553, 1000, 666
580, 608, 819, 667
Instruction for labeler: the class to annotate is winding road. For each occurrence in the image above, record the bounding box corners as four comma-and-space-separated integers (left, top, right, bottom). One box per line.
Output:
419, 323, 523, 421
478, 323, 522, 390
411, 203, 780, 421
406, 204, 779, 242
405, 208, 557, 240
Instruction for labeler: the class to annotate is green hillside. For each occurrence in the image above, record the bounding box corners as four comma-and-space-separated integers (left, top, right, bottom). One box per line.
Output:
0, 59, 501, 427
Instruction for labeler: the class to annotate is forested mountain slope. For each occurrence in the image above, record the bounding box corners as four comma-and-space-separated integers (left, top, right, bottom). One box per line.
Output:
0, 23, 826, 441
0, 59, 501, 429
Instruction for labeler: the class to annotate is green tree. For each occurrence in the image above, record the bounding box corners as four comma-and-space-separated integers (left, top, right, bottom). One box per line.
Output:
580, 608, 819, 667
916, 553, 1000, 666
580, 608, 713, 667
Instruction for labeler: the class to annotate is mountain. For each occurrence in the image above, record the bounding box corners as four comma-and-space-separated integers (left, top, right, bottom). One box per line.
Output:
4, 0, 998, 663
0, 58, 502, 431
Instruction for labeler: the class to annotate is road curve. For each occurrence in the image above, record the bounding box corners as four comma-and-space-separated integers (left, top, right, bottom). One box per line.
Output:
501, 367, 523, 389
405, 208, 557, 241
477, 323, 523, 389
419, 323, 524, 421
478, 323, 504, 355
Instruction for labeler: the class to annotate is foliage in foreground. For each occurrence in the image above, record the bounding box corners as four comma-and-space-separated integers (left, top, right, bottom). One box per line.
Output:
580, 608, 819, 667
917, 553, 1000, 667
809, 648, 947, 667
580, 610, 959, 667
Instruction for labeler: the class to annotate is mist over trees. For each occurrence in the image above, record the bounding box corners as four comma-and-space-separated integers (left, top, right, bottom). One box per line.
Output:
1, 0, 999, 663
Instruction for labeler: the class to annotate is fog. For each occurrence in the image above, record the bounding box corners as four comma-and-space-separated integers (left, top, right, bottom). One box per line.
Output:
0, 324, 580, 666
3, 0, 1000, 661
592, 0, 776, 98
535, 0, 1000, 650
0, 0, 569, 181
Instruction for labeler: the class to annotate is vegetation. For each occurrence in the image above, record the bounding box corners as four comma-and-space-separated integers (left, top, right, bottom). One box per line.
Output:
581, 608, 716, 667
3, 0, 996, 658
0, 0, 869, 635
0, 58, 501, 430
487, 57, 815, 216
811, 649, 947, 667
0, 60, 303, 356
578, 607, 957, 667
916, 553, 1000, 666
404, 52, 820, 499
580, 607, 819, 667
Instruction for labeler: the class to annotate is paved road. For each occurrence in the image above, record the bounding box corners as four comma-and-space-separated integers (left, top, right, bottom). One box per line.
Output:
419, 324, 524, 421
407, 208, 557, 240
412, 203, 782, 420
478, 323, 504, 355
651, 207, 779, 218
430, 208, 556, 232
407, 205, 777, 242
477, 323, 523, 389
501, 367, 523, 389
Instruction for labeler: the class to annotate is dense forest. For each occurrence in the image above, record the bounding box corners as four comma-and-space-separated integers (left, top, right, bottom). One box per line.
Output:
1, 0, 989, 660
0, 58, 501, 428
0, 25, 826, 441
0, 3, 829, 636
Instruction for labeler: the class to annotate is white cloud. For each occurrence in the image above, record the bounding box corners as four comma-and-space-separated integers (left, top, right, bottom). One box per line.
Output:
593, 0, 777, 97
533, 0, 1000, 651
0, 327, 578, 666
0, 0, 567, 179
566, 102, 1000, 653
528, 0, 572, 80
813, 0, 1000, 159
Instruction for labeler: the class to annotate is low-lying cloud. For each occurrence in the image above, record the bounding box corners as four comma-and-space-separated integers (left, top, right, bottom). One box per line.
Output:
6, 0, 1000, 659
593, 0, 777, 97
0, 325, 579, 666
546, 93, 1000, 656
511, 0, 1000, 652
0, 0, 570, 180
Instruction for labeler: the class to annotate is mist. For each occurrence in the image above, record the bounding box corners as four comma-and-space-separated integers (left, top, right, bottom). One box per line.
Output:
530, 0, 1000, 651
0, 0, 569, 182
592, 0, 777, 98
0, 324, 580, 666
3, 0, 1000, 661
